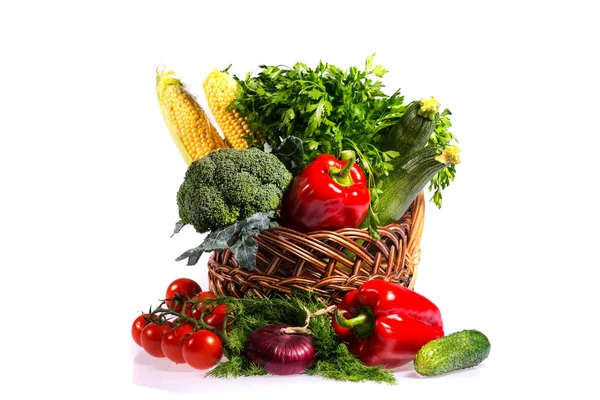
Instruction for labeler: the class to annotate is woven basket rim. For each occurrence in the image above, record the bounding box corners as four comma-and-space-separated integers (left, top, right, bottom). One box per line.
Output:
207, 191, 425, 304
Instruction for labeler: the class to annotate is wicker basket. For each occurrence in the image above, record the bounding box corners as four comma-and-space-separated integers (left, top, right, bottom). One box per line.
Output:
208, 191, 425, 305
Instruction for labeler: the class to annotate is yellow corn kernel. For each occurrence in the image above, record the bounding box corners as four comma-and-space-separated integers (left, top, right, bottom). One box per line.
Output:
203, 68, 254, 150
156, 70, 228, 165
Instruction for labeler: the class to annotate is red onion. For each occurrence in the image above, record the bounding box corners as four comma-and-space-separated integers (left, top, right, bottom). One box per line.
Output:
244, 324, 317, 375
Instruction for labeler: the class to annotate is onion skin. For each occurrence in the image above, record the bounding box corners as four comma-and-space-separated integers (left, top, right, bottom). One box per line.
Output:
244, 324, 317, 375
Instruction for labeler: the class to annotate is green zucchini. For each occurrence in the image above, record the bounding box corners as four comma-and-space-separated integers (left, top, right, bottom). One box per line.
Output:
374, 144, 460, 227
413, 329, 491, 377
380, 97, 440, 155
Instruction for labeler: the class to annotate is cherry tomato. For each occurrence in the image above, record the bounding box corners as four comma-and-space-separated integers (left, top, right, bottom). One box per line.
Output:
182, 330, 223, 370
165, 278, 202, 312
161, 324, 195, 364
141, 321, 173, 358
182, 292, 231, 332
131, 314, 151, 347
183, 291, 217, 319
202, 304, 231, 332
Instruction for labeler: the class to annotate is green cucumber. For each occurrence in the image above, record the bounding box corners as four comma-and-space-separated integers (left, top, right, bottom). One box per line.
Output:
413, 329, 491, 377
380, 97, 440, 155
374, 145, 460, 227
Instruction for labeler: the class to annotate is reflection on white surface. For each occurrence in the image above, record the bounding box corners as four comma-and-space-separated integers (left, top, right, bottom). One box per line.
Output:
132, 348, 226, 393
131, 342, 423, 394
131, 346, 323, 394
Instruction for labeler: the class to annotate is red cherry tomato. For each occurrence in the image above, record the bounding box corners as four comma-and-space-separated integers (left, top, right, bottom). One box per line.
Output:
183, 292, 217, 319
141, 321, 173, 358
202, 304, 231, 332
182, 330, 223, 370
131, 314, 151, 347
165, 278, 202, 312
195, 291, 217, 301
161, 324, 195, 364
182, 292, 231, 331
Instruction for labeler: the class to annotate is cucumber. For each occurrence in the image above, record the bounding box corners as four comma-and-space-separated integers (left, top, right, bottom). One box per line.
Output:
380, 97, 440, 156
373, 144, 460, 227
413, 329, 491, 377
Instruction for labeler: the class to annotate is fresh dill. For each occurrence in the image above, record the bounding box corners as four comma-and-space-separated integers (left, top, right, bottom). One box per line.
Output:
203, 291, 396, 384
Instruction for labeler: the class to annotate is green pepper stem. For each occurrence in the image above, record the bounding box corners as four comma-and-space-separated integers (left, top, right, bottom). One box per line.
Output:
330, 150, 356, 187
335, 306, 375, 339
335, 310, 366, 328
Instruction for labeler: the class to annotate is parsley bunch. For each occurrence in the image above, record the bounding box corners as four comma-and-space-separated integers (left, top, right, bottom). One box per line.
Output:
231, 55, 405, 214
231, 55, 458, 228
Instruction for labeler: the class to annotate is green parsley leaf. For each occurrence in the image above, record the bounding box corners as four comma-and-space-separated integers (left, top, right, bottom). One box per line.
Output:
428, 108, 459, 208
373, 65, 388, 78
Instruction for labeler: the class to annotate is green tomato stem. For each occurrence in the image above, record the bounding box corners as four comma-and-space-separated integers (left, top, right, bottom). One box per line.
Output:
148, 299, 229, 344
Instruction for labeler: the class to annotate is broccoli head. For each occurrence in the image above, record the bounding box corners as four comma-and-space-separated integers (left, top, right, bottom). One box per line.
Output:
176, 148, 292, 233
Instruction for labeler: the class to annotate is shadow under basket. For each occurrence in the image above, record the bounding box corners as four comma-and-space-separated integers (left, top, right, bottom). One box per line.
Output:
208, 191, 425, 305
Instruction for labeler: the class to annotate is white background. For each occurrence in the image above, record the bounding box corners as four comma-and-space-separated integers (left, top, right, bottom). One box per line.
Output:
1, 0, 598, 399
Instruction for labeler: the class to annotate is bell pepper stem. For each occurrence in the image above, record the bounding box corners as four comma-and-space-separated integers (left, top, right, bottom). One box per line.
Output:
330, 150, 356, 187
335, 306, 375, 338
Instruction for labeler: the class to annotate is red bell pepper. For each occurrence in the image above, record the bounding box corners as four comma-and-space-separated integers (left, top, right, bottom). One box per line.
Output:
280, 150, 370, 232
333, 279, 444, 369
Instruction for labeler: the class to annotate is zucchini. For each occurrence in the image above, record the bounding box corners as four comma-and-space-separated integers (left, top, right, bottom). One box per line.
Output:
380, 97, 441, 155
374, 145, 460, 227
413, 329, 491, 377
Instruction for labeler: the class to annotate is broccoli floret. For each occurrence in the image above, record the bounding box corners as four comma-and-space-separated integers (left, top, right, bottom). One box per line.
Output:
177, 148, 292, 233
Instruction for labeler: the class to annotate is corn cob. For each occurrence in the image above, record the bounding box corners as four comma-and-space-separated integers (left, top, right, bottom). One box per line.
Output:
203, 68, 254, 150
156, 70, 228, 165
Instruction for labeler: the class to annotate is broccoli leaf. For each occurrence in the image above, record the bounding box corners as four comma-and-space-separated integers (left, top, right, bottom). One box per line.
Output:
266, 136, 304, 174
174, 222, 238, 265
203, 225, 239, 249
175, 245, 205, 266
175, 211, 276, 270
241, 211, 275, 233
229, 236, 259, 271
171, 220, 186, 237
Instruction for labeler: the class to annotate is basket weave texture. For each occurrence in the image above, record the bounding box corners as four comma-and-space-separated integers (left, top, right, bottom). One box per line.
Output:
208, 191, 425, 305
